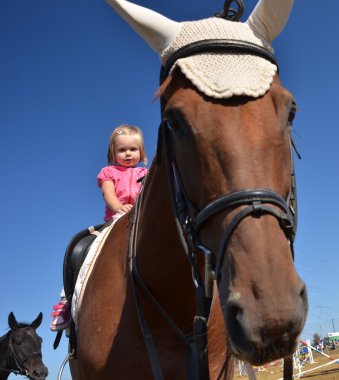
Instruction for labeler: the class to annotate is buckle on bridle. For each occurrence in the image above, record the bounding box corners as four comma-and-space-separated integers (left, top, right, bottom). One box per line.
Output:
251, 201, 264, 216
197, 245, 215, 298
279, 214, 294, 236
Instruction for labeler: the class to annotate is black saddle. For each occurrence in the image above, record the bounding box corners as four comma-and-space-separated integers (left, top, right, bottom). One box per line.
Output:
63, 223, 109, 303
54, 222, 111, 351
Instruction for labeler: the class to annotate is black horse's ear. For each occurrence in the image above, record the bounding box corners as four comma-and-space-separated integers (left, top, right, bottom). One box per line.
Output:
31, 312, 43, 329
8, 312, 18, 330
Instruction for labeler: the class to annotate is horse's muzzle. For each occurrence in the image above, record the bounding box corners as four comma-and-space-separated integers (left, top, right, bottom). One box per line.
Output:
225, 279, 308, 365
29, 364, 48, 380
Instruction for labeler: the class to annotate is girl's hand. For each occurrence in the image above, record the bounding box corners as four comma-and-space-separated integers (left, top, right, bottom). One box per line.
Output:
117, 204, 133, 214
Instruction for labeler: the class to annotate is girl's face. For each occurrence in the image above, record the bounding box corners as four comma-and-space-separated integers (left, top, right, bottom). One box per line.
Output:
114, 134, 141, 167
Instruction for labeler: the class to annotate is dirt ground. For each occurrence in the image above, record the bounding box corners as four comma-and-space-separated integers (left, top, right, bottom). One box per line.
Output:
233, 348, 339, 379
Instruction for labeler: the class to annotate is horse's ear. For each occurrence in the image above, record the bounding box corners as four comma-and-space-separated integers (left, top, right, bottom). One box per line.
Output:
31, 312, 43, 329
8, 312, 19, 330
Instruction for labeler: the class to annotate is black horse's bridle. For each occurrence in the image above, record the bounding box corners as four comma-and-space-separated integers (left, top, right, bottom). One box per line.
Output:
130, 37, 299, 380
1, 328, 43, 378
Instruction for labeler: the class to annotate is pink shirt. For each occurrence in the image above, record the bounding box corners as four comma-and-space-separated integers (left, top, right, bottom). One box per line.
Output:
97, 165, 148, 222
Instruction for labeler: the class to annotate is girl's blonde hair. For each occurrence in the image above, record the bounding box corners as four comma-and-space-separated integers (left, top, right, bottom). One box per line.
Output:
107, 124, 147, 165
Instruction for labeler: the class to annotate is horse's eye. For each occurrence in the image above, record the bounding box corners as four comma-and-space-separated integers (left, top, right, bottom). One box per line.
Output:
15, 340, 22, 346
164, 108, 185, 132
166, 119, 179, 132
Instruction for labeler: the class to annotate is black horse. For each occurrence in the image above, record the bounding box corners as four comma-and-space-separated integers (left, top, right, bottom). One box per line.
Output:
0, 312, 48, 380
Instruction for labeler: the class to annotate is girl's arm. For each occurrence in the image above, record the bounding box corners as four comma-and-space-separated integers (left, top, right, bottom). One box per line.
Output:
247, 0, 294, 44
101, 181, 133, 214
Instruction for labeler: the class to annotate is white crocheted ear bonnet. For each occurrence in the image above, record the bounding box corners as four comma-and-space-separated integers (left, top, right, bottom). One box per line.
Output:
160, 17, 277, 99
107, 0, 295, 99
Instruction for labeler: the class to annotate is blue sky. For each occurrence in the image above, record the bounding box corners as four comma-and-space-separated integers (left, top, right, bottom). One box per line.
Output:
1, 0, 339, 378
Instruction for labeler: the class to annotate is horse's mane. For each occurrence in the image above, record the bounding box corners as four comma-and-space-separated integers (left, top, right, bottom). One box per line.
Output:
0, 330, 11, 343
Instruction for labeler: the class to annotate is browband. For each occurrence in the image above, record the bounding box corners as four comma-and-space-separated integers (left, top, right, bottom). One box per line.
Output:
160, 38, 278, 83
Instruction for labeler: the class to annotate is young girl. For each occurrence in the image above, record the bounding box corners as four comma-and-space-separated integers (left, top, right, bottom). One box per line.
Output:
50, 125, 148, 331
97, 124, 148, 222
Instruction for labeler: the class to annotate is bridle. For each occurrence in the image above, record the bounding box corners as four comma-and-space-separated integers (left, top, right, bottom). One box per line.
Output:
0, 327, 42, 378
129, 38, 299, 380
161, 128, 297, 291
159, 39, 297, 295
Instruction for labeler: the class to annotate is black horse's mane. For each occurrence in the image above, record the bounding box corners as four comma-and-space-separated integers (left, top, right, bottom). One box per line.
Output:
0, 331, 11, 345
0, 322, 33, 341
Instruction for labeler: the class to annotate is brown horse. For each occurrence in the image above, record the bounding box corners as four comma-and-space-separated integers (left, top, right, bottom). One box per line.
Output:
0, 312, 48, 380
69, 70, 307, 380
69, 2, 308, 379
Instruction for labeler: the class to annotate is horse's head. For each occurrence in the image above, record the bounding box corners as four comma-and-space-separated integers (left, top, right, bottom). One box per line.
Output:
160, 69, 307, 364
107, 0, 307, 366
8, 312, 48, 380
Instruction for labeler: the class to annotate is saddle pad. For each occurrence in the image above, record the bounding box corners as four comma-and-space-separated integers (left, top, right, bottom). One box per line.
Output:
160, 18, 277, 99
71, 217, 120, 326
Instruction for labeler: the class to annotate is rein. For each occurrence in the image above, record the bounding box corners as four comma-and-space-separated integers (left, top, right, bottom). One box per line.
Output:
129, 177, 207, 380
0, 367, 25, 376
130, 38, 298, 380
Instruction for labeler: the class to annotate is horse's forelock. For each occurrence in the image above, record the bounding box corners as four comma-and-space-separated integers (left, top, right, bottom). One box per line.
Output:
14, 322, 31, 329
8, 322, 32, 333
154, 75, 173, 100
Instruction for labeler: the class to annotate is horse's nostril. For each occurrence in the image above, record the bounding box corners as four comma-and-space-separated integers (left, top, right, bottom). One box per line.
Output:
32, 366, 48, 378
226, 301, 256, 359
226, 294, 244, 333
227, 304, 242, 325
299, 283, 307, 302
227, 304, 245, 339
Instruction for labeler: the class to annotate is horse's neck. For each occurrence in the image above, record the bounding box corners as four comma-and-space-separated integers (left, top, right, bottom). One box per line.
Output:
138, 161, 233, 377
0, 333, 11, 380
135, 160, 198, 325
138, 159, 186, 261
